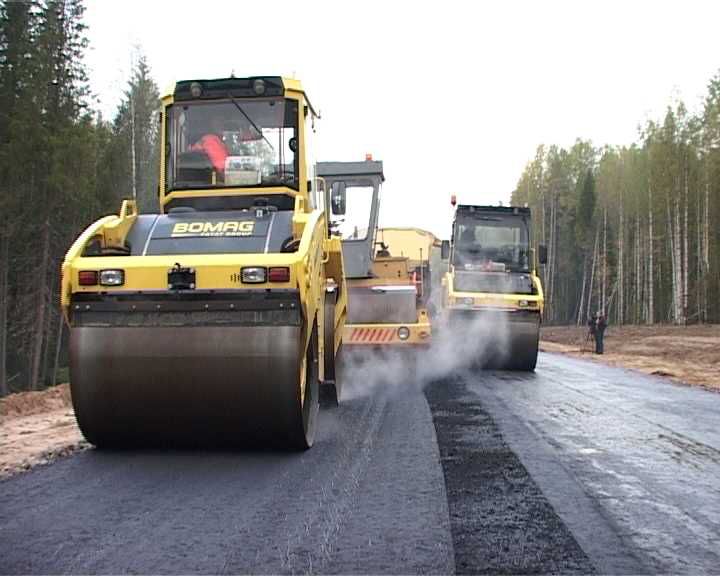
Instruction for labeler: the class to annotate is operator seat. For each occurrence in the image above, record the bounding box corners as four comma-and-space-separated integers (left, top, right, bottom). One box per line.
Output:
459, 226, 476, 246
177, 150, 215, 185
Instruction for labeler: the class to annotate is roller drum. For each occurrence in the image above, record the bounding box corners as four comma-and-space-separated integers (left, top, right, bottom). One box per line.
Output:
68, 292, 318, 449
502, 313, 540, 371
447, 309, 540, 371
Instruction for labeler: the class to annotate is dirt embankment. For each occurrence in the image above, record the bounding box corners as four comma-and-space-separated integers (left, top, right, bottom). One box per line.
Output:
541, 324, 720, 392
0, 384, 86, 479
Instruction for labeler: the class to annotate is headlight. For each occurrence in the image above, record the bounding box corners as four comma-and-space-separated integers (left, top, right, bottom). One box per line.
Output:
190, 81, 202, 98
253, 78, 266, 95
99, 269, 124, 286
397, 327, 410, 341
463, 297, 474, 307
518, 299, 529, 307
241, 267, 266, 284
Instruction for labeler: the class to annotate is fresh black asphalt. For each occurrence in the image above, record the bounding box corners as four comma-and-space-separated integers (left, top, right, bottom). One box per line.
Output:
2, 353, 719, 574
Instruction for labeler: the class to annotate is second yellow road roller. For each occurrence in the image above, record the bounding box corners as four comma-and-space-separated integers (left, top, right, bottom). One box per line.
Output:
440, 200, 545, 371
60, 76, 347, 449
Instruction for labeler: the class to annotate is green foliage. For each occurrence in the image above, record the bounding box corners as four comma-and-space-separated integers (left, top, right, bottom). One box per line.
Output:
516, 69, 720, 325
576, 169, 595, 244
0, 1, 161, 393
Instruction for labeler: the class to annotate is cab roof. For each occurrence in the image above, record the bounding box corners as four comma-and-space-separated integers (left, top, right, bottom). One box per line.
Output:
162, 76, 306, 101
316, 160, 385, 181
456, 204, 530, 215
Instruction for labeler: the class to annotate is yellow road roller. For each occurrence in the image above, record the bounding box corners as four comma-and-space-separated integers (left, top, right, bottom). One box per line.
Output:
316, 161, 432, 352
440, 202, 545, 371
60, 76, 346, 449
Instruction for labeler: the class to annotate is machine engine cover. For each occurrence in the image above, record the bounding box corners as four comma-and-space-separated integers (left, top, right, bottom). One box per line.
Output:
454, 271, 534, 295
118, 209, 294, 256
347, 285, 417, 324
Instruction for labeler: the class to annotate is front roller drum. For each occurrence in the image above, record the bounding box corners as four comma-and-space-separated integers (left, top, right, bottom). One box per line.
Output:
447, 309, 540, 371
69, 324, 319, 449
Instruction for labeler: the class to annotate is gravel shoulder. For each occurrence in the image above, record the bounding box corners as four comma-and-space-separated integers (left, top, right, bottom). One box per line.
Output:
0, 384, 86, 478
541, 324, 720, 391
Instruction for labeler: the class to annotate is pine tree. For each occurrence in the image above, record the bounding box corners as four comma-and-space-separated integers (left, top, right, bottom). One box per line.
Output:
111, 52, 161, 213
0, 0, 40, 395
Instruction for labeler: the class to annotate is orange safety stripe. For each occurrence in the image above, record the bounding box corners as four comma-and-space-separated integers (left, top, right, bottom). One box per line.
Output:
347, 326, 410, 343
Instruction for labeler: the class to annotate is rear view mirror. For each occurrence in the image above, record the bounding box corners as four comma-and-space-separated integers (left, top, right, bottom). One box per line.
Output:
331, 181, 346, 215
441, 240, 450, 260
538, 244, 547, 265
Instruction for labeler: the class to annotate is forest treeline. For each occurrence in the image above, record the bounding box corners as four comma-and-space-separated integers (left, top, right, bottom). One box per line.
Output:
512, 74, 720, 327
0, 0, 159, 395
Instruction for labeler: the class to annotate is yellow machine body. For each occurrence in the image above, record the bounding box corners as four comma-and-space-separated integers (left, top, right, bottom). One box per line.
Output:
341, 228, 436, 347
61, 76, 346, 449
315, 162, 433, 351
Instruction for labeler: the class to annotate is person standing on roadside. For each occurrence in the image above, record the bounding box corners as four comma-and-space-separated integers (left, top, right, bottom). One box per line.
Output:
595, 312, 607, 354
587, 313, 597, 350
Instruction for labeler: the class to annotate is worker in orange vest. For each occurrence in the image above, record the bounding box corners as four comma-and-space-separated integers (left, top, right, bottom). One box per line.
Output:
191, 115, 229, 175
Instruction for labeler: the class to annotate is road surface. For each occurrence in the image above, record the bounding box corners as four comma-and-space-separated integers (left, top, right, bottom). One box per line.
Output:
1, 353, 718, 574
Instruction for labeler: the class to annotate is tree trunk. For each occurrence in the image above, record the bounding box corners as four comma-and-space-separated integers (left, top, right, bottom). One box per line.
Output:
648, 183, 654, 324
704, 174, 710, 321
602, 208, 607, 316
682, 164, 689, 325
548, 190, 557, 322
636, 217, 642, 324
541, 183, 548, 305
666, 194, 677, 323
696, 181, 703, 322
674, 194, 683, 324
39, 303, 54, 388
588, 225, 600, 319
0, 226, 9, 396
29, 219, 51, 390
131, 88, 137, 201
619, 191, 624, 324
577, 257, 588, 326
52, 313, 64, 387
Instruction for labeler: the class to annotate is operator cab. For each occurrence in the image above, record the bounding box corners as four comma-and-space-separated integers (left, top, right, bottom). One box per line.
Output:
161, 77, 312, 213
448, 205, 536, 295
316, 160, 384, 278
452, 207, 531, 273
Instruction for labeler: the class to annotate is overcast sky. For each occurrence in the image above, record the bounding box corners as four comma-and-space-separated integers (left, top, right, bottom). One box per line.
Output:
84, 0, 719, 238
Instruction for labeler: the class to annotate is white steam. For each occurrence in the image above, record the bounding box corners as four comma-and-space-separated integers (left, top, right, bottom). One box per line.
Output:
339, 312, 511, 402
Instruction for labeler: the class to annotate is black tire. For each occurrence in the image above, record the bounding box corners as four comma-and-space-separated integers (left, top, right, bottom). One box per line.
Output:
290, 322, 320, 450
320, 290, 342, 406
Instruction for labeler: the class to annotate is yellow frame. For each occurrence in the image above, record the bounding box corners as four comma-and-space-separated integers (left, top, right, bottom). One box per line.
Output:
60, 77, 346, 385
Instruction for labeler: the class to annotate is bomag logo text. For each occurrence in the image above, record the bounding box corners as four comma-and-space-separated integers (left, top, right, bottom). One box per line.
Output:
171, 221, 255, 237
